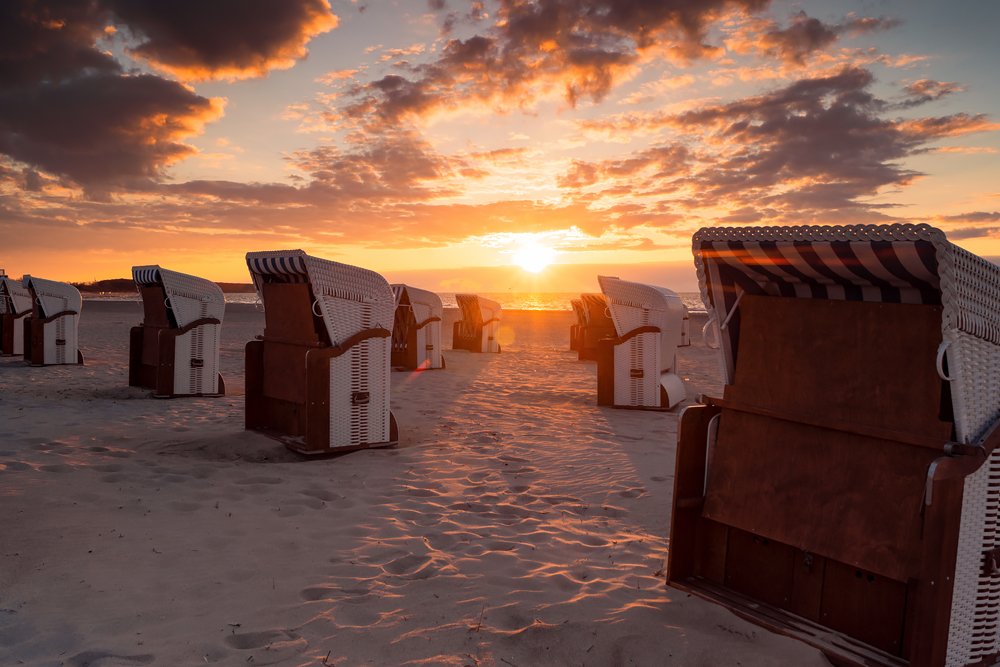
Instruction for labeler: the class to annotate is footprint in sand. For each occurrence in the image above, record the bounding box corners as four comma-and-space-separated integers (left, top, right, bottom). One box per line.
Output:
224, 630, 306, 665
335, 607, 381, 627
169, 502, 201, 512
91, 464, 122, 473
299, 489, 339, 502
65, 650, 154, 667
617, 488, 646, 498
100, 473, 127, 483
40, 464, 74, 474
2, 461, 33, 471
649, 476, 668, 482
383, 553, 431, 575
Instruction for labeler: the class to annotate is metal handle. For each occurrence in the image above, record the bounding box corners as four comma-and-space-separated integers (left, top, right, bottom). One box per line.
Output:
164, 297, 172, 310
936, 340, 953, 381
704, 412, 721, 495
702, 316, 720, 350
312, 300, 322, 318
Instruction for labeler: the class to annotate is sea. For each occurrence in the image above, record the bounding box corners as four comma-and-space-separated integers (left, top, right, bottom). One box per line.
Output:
81, 292, 707, 313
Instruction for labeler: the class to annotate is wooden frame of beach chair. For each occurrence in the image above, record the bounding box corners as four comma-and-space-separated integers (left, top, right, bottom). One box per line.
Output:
21, 275, 83, 366
668, 224, 1000, 667
0, 274, 32, 356
569, 298, 585, 354
595, 277, 686, 409
128, 266, 225, 398
390, 284, 445, 370
452, 294, 502, 353
577, 293, 617, 362
244, 250, 398, 455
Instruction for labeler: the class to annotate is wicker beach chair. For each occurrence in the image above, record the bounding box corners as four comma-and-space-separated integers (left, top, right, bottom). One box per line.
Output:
244, 250, 398, 455
390, 284, 444, 370
21, 275, 83, 366
569, 298, 585, 353
595, 276, 686, 409
668, 224, 1000, 667
452, 294, 501, 353
0, 273, 32, 356
129, 266, 225, 397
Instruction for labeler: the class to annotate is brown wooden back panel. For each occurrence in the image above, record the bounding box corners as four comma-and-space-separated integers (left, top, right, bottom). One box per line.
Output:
140, 286, 171, 327
262, 282, 321, 344
703, 296, 949, 582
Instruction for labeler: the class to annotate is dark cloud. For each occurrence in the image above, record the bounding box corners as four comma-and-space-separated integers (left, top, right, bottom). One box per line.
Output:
940, 211, 1000, 224
0, 0, 335, 194
561, 66, 996, 223
899, 79, 966, 108
0, 73, 222, 197
732, 11, 901, 65
108, 0, 338, 80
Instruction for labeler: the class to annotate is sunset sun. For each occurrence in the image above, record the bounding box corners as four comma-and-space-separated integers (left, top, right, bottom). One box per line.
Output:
512, 241, 556, 273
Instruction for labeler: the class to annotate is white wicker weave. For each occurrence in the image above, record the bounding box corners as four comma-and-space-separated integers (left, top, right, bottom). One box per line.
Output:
22, 275, 82, 365
247, 250, 395, 450
692, 223, 1000, 666
597, 276, 686, 408
391, 284, 443, 369
0, 277, 32, 355
132, 266, 225, 395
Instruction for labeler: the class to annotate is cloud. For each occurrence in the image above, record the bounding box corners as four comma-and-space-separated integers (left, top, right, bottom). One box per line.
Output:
557, 66, 997, 222
0, 0, 334, 195
308, 0, 777, 134
726, 11, 900, 66
0, 74, 224, 197
108, 0, 338, 81
898, 79, 966, 108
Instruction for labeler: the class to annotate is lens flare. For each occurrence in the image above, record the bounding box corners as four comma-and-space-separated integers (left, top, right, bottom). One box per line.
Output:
512, 241, 555, 273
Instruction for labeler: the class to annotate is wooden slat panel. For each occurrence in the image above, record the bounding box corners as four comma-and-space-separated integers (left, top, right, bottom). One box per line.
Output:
705, 410, 935, 581
725, 296, 949, 437
820, 559, 907, 657
724, 527, 796, 611
791, 549, 825, 623
703, 295, 951, 581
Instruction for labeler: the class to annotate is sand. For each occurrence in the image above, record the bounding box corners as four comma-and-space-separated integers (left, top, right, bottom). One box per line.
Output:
0, 303, 830, 667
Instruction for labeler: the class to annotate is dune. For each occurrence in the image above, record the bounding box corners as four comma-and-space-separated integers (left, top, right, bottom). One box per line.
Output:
0, 302, 830, 666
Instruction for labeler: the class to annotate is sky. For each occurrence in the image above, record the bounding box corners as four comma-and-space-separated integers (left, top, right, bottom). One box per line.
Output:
0, 0, 997, 292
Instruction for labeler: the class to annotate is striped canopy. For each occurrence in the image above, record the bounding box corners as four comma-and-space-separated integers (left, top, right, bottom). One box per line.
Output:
246, 253, 309, 283
132, 266, 162, 286
693, 224, 1000, 384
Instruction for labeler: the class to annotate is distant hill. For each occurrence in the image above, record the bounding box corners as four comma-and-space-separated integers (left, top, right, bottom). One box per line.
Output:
72, 279, 255, 294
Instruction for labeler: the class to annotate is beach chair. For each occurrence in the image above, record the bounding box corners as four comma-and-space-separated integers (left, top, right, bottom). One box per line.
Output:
244, 250, 398, 455
595, 276, 686, 409
680, 304, 691, 347
0, 273, 32, 356
452, 294, 501, 353
668, 224, 1000, 667
128, 266, 225, 397
21, 275, 83, 366
390, 284, 445, 370
569, 298, 585, 353
577, 293, 617, 362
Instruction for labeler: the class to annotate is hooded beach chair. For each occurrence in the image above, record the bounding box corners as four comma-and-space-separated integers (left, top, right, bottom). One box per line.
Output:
244, 250, 398, 455
21, 275, 83, 366
569, 298, 585, 353
0, 273, 32, 356
668, 224, 1000, 667
390, 284, 444, 370
452, 294, 501, 353
128, 266, 225, 397
594, 276, 685, 409
575, 293, 617, 362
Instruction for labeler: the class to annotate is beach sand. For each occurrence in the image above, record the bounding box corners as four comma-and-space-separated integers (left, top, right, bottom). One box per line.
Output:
0, 303, 830, 666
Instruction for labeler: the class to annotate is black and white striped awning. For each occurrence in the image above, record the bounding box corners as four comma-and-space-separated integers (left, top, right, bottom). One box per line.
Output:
246, 254, 308, 283
132, 266, 162, 286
